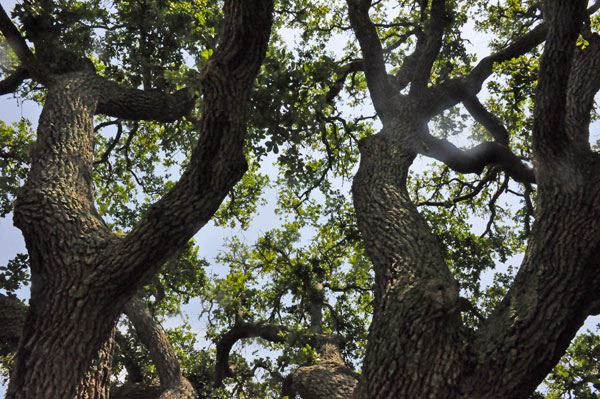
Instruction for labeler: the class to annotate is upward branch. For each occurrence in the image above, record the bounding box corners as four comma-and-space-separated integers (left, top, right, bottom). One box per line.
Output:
96, 0, 275, 300
124, 297, 196, 398
0, 4, 48, 83
346, 0, 397, 122
409, 0, 448, 94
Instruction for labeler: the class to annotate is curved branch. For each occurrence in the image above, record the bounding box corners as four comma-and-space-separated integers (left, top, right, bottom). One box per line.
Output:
124, 297, 196, 399
325, 60, 364, 103
94, 121, 123, 166
462, 93, 510, 145
417, 166, 500, 207
418, 134, 535, 183
214, 320, 287, 387
421, 22, 548, 117
0, 67, 29, 95
346, 0, 397, 121
466, 23, 548, 94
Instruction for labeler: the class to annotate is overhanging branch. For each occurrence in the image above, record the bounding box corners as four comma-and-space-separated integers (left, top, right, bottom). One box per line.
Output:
462, 93, 510, 145
417, 134, 535, 184
0, 66, 29, 95
214, 320, 287, 387
0, 4, 49, 82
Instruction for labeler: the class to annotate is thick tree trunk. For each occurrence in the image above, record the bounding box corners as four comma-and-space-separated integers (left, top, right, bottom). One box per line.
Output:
348, 1, 600, 399
284, 344, 358, 399
351, 119, 470, 399
9, 73, 117, 399
5, 1, 274, 397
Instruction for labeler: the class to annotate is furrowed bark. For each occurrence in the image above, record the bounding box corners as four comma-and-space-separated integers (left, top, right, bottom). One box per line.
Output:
351, 122, 470, 399
124, 297, 196, 399
464, 2, 600, 398
348, 0, 600, 398
6, 1, 274, 398
284, 344, 358, 399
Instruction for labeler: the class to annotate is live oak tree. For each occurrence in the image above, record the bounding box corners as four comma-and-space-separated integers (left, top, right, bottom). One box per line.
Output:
0, 0, 274, 397
2, 0, 600, 399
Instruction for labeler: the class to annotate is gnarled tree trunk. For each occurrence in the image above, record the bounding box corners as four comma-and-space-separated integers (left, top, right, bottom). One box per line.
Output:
347, 0, 600, 398
1, 1, 274, 397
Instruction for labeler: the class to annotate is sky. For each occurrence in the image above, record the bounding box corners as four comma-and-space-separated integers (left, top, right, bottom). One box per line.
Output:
1, 0, 600, 396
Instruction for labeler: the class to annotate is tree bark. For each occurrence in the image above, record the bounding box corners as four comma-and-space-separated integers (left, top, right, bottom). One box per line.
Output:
122, 297, 197, 399
347, 0, 600, 398
284, 344, 358, 399
4, 1, 274, 398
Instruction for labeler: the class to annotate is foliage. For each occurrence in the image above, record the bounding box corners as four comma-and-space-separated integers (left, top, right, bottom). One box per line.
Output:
544, 327, 600, 399
0, 119, 34, 217
1, 0, 600, 398
0, 253, 29, 296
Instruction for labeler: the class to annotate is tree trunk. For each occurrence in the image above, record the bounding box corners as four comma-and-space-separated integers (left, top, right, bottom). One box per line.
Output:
348, 1, 600, 398
351, 119, 470, 399
5, 1, 274, 397
9, 73, 118, 399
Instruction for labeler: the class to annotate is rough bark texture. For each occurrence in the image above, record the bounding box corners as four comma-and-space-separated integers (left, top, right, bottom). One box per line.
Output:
346, 0, 600, 398
284, 344, 359, 399
2, 1, 274, 398
123, 297, 197, 399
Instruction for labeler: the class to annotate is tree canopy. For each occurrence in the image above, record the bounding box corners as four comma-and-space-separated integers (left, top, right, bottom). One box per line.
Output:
1, 0, 600, 398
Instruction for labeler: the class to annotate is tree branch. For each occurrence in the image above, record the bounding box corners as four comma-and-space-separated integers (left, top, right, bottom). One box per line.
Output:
325, 60, 364, 103
91, 0, 274, 301
417, 133, 535, 183
565, 33, 600, 149
95, 79, 195, 122
409, 0, 448, 94
462, 93, 510, 145
417, 166, 500, 207
0, 4, 49, 82
466, 23, 548, 94
420, 22, 547, 118
124, 297, 196, 398
0, 67, 29, 95
214, 320, 287, 387
0, 5, 35, 68
533, 0, 587, 164
346, 0, 397, 121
